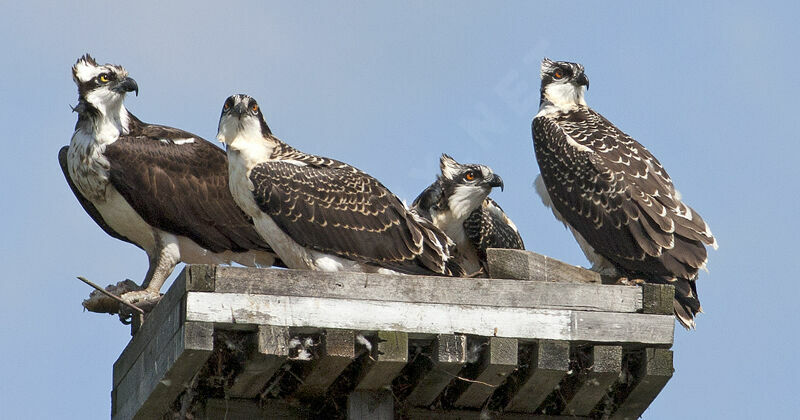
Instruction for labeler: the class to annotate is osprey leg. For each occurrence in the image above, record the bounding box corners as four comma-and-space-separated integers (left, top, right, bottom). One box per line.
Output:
121, 233, 180, 305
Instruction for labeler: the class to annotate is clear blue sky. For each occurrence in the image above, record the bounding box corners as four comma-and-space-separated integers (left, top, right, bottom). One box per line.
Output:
2, 2, 796, 418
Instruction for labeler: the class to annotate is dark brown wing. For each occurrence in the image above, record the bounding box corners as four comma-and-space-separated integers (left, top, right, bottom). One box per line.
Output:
409, 179, 444, 221
532, 107, 715, 279
104, 121, 273, 254
248, 159, 459, 275
464, 198, 525, 265
58, 146, 137, 247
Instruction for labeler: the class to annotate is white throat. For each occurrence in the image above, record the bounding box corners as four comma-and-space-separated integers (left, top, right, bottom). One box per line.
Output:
218, 115, 276, 171
537, 83, 587, 116
448, 185, 488, 221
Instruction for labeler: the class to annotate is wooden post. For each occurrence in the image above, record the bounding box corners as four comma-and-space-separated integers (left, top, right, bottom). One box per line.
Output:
356, 331, 408, 390
641, 284, 674, 315
406, 334, 467, 407
455, 337, 518, 408
347, 390, 394, 420
486, 249, 601, 284
506, 340, 570, 412
611, 348, 673, 420
563, 345, 623, 416
228, 325, 290, 398
295, 329, 355, 398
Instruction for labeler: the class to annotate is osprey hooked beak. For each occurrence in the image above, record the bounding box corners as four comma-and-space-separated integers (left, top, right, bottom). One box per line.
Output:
114, 77, 139, 96
576, 72, 589, 90
486, 173, 504, 192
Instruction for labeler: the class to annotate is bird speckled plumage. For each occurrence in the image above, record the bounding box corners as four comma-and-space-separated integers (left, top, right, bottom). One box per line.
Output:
218, 94, 463, 277
61, 55, 278, 306
532, 58, 717, 329
411, 154, 524, 275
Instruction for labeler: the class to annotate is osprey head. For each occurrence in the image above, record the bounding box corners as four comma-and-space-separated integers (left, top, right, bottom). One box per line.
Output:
71, 54, 138, 116
439, 154, 503, 220
539, 58, 589, 108
217, 94, 272, 146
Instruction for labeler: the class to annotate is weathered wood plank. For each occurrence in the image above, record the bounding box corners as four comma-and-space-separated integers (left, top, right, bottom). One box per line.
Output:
356, 331, 408, 390
563, 345, 623, 416
570, 311, 674, 346
295, 329, 355, 398
455, 337, 518, 408
228, 325, 290, 398
611, 348, 673, 420
113, 269, 188, 389
642, 284, 675, 315
114, 321, 214, 420
347, 390, 393, 420
506, 340, 570, 413
199, 398, 308, 419
185, 264, 216, 292
405, 408, 590, 419
211, 266, 641, 313
406, 334, 467, 407
486, 249, 601, 284
186, 292, 674, 346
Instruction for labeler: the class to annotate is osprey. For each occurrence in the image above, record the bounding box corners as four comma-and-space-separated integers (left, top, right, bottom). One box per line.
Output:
217, 94, 462, 276
60, 55, 277, 305
411, 154, 524, 275
532, 58, 717, 329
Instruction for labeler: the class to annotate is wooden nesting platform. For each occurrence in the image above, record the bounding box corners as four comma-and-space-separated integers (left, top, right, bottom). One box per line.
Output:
111, 249, 675, 420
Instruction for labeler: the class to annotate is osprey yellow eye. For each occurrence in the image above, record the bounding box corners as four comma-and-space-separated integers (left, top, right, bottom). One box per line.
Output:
223, 102, 231, 111
98, 73, 110, 83
465, 172, 476, 181
251, 104, 259, 113
553, 70, 564, 79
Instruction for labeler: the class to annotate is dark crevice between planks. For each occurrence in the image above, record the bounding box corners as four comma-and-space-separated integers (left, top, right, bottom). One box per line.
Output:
165, 330, 251, 419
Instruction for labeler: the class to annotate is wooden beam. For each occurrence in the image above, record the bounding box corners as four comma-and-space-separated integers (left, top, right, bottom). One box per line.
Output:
406, 334, 467, 407
295, 329, 355, 398
455, 337, 518, 408
563, 345, 623, 416
210, 266, 641, 313
228, 325, 290, 398
200, 398, 308, 419
641, 284, 675, 315
486, 249, 601, 284
611, 348, 673, 420
185, 264, 216, 292
113, 269, 188, 389
347, 390, 394, 420
356, 331, 408, 390
114, 321, 214, 420
186, 292, 674, 346
506, 340, 570, 413
405, 408, 590, 419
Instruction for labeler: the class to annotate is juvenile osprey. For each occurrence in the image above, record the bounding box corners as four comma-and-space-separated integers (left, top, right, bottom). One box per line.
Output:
411, 154, 524, 275
217, 94, 462, 276
60, 55, 277, 305
532, 58, 717, 329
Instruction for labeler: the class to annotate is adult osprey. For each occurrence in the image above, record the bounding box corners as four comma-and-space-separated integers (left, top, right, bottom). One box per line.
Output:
531, 58, 717, 329
217, 94, 462, 276
60, 55, 277, 305
411, 154, 524, 275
